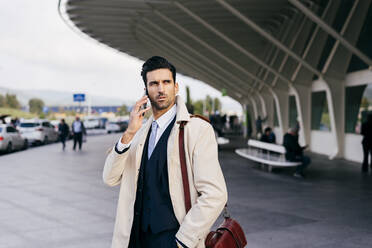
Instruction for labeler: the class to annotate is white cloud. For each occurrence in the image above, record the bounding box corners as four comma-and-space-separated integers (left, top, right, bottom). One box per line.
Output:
0, 0, 242, 114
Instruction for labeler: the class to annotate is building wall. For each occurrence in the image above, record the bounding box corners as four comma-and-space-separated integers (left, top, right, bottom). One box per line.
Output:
309, 69, 372, 162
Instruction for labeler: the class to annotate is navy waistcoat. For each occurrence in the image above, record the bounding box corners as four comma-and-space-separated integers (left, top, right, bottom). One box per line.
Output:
131, 116, 179, 238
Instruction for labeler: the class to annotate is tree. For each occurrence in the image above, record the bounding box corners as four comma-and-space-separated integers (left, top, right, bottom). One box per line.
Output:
0, 94, 5, 107
205, 95, 213, 113
192, 95, 223, 115
193, 100, 204, 115
185, 86, 194, 114
29, 98, 44, 114
5, 94, 21, 109
213, 98, 221, 112
361, 97, 369, 110
116, 104, 129, 116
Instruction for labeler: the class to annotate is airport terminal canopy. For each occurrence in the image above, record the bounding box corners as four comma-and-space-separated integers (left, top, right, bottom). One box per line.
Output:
60, 0, 372, 162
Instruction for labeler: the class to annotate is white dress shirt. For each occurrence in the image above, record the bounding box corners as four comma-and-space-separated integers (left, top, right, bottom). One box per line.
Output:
73, 121, 82, 133
116, 104, 177, 152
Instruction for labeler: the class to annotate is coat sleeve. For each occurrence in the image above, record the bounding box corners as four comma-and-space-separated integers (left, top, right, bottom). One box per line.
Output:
176, 123, 228, 248
102, 144, 131, 187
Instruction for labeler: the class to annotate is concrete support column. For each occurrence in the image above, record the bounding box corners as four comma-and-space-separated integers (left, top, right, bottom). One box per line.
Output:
246, 102, 256, 137
249, 97, 258, 121
262, 92, 274, 128
291, 84, 312, 147
270, 88, 289, 144
249, 97, 258, 137
242, 103, 248, 138
257, 93, 268, 119
325, 77, 346, 158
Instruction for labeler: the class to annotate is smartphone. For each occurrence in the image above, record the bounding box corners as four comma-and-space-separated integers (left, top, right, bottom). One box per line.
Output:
141, 90, 149, 116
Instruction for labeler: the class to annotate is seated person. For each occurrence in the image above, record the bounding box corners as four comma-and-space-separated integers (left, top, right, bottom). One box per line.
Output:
283, 126, 310, 178
260, 127, 276, 144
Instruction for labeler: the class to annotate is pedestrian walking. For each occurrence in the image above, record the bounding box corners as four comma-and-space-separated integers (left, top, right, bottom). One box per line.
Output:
103, 56, 227, 248
361, 113, 372, 173
58, 119, 69, 150
72, 116, 86, 151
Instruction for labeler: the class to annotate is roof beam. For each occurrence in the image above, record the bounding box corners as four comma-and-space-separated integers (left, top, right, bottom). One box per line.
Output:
136, 31, 244, 100
152, 9, 275, 91
215, 0, 322, 78
67, 0, 170, 7
141, 18, 257, 93
288, 0, 372, 67
252, 15, 290, 89
271, 14, 308, 87
257, 15, 295, 90
173, 1, 294, 86
321, 0, 359, 74
137, 25, 249, 95
291, 0, 333, 81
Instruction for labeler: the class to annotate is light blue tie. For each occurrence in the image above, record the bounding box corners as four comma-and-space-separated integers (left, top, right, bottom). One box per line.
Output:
148, 121, 158, 159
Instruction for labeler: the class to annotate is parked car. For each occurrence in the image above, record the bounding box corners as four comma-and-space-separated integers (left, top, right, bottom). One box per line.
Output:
105, 121, 121, 133
117, 121, 128, 132
84, 117, 100, 129
50, 120, 60, 132
85, 117, 108, 129
18, 120, 59, 145
105, 120, 128, 134
0, 124, 28, 153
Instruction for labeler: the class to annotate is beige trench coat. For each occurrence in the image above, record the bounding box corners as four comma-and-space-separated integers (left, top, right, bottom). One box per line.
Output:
103, 96, 228, 248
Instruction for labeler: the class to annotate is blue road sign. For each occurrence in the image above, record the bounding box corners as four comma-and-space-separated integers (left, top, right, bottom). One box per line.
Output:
42, 106, 49, 113
73, 93, 85, 102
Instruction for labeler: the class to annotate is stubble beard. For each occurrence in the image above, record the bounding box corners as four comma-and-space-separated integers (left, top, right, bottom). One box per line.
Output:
149, 94, 175, 111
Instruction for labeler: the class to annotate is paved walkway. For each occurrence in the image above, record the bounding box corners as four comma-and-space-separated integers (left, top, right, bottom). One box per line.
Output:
0, 134, 371, 248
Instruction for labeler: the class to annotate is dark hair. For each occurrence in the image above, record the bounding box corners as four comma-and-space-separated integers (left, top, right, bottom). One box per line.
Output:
264, 127, 272, 133
141, 56, 176, 87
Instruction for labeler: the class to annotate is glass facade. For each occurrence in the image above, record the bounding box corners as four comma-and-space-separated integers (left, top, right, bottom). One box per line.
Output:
345, 84, 372, 133
311, 91, 330, 131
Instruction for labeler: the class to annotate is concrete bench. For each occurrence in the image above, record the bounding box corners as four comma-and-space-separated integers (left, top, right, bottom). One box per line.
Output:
214, 131, 229, 146
217, 137, 229, 145
235, 139, 301, 172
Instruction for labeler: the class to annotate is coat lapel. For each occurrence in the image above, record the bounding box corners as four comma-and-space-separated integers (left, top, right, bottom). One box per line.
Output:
167, 95, 191, 223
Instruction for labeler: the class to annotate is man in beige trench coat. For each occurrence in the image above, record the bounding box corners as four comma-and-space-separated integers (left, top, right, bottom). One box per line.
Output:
103, 56, 227, 248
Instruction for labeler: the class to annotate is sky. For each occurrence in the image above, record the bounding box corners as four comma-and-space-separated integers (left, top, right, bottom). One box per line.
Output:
0, 0, 242, 114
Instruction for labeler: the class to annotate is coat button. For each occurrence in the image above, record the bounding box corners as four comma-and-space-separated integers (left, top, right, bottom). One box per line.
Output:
135, 212, 139, 216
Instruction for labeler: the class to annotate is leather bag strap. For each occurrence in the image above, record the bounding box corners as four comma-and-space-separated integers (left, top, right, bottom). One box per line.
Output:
179, 121, 192, 212
179, 118, 228, 213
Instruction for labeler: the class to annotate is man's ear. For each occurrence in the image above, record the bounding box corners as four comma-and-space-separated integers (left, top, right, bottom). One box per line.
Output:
175, 82, 179, 95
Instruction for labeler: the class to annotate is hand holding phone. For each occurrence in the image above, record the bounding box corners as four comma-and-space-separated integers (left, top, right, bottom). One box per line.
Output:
121, 94, 150, 144
140, 98, 147, 117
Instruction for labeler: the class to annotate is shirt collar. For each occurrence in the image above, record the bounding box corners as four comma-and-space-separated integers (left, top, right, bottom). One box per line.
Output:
154, 104, 176, 129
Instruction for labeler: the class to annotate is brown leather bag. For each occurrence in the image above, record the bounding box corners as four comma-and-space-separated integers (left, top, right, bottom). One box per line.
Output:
179, 120, 247, 248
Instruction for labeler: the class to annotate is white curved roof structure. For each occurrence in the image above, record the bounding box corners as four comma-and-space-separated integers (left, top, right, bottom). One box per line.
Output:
60, 0, 372, 162
60, 0, 324, 99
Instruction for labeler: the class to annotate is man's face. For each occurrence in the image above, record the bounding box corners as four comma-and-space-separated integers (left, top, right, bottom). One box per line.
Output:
146, 68, 178, 111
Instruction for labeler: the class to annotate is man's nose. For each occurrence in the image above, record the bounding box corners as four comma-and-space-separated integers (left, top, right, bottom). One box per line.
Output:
158, 83, 165, 92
